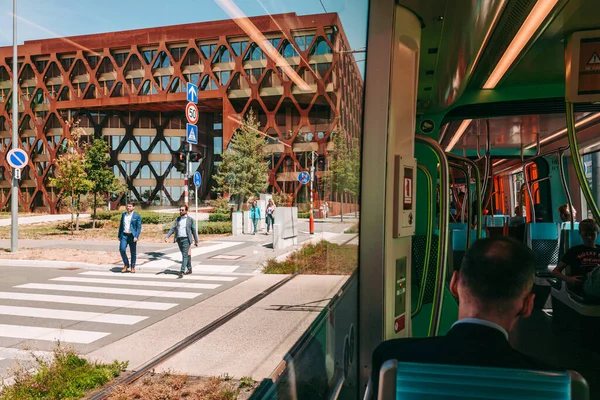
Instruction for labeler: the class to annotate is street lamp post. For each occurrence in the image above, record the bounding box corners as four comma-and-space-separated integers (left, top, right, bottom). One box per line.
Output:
10, 0, 18, 253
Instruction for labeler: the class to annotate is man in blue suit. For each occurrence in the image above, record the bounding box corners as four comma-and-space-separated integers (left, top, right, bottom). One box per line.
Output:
118, 201, 142, 273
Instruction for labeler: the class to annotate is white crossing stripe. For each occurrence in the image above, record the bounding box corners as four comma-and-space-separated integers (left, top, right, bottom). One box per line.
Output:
0, 324, 109, 344
0, 292, 177, 311
193, 265, 240, 273
0, 347, 53, 361
16, 283, 201, 299
0, 305, 147, 325
51, 277, 220, 290
80, 271, 237, 282
143, 241, 244, 269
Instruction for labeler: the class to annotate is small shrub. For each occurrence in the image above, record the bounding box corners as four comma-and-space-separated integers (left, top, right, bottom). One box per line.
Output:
0, 344, 127, 400
345, 223, 359, 233
96, 210, 121, 220
298, 212, 311, 219
209, 213, 231, 222
109, 211, 178, 225
198, 221, 232, 235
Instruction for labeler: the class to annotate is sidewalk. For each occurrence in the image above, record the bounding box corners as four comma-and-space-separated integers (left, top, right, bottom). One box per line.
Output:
0, 214, 91, 227
0, 221, 358, 273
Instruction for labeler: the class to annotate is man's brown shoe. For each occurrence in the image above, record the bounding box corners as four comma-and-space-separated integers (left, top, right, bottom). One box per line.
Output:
121, 266, 129, 273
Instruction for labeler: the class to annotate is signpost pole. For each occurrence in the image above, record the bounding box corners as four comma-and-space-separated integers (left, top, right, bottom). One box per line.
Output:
11, 0, 18, 253
184, 151, 189, 208
195, 186, 199, 239
309, 153, 315, 235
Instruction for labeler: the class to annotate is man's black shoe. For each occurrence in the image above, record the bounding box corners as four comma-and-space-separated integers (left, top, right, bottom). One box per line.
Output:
178, 272, 183, 278
184, 269, 192, 275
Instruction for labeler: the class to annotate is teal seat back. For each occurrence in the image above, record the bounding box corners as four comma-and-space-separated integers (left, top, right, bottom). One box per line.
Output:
484, 215, 506, 227
393, 362, 570, 399
449, 223, 467, 231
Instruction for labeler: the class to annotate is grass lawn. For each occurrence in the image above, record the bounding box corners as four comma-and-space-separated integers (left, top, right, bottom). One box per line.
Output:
263, 240, 358, 275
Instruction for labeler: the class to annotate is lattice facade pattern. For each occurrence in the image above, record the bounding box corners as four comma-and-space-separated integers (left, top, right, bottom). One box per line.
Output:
0, 13, 363, 212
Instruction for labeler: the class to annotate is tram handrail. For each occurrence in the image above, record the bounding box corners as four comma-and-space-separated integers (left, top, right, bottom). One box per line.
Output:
412, 165, 433, 319
521, 145, 536, 223
416, 134, 450, 337
445, 153, 482, 239
566, 101, 600, 223
558, 149, 575, 230
449, 161, 471, 248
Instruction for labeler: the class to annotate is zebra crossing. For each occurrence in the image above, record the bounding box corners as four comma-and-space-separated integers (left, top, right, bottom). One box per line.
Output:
0, 265, 244, 379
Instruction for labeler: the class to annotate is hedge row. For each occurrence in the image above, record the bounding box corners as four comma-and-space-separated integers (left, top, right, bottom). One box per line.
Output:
208, 213, 231, 222
96, 211, 179, 225
298, 212, 311, 219
197, 221, 232, 234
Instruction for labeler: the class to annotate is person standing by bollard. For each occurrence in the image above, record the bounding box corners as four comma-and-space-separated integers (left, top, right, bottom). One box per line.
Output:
322, 201, 329, 219
250, 200, 261, 235
164, 205, 199, 277
118, 202, 142, 273
265, 199, 276, 234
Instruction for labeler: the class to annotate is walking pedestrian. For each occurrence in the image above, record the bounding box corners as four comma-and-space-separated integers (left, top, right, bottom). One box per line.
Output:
250, 199, 261, 235
118, 202, 142, 273
164, 205, 199, 277
265, 199, 275, 234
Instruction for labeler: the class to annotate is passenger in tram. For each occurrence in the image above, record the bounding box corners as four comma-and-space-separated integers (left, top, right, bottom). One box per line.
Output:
558, 204, 577, 223
371, 237, 553, 393
552, 219, 600, 295
534, 203, 548, 222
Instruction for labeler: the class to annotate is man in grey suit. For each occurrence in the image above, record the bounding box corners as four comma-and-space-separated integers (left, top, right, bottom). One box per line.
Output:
164, 205, 199, 277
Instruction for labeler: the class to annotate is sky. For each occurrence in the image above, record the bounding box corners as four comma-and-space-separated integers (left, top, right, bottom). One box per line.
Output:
0, 0, 368, 72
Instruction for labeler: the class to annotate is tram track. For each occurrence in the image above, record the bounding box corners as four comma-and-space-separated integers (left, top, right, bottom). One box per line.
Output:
90, 233, 358, 399
89, 271, 300, 399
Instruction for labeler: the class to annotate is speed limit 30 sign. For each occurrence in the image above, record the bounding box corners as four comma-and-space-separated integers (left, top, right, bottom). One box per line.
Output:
186, 102, 199, 125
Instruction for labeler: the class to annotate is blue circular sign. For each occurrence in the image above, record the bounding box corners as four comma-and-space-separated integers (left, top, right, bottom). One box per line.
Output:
193, 171, 202, 188
6, 148, 29, 169
298, 171, 310, 185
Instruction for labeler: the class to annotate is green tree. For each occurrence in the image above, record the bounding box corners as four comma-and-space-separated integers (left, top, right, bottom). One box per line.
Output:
84, 138, 122, 228
49, 128, 93, 233
322, 129, 360, 222
213, 109, 269, 210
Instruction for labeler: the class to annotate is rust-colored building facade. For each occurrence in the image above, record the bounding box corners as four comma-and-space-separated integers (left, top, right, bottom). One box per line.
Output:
0, 13, 363, 212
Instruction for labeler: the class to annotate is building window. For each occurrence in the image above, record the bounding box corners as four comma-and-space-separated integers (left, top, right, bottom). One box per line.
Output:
214, 136, 223, 155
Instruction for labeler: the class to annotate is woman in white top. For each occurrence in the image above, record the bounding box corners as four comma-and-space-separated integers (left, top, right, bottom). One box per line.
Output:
266, 199, 276, 234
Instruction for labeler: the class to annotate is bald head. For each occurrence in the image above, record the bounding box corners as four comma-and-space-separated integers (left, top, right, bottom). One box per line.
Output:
458, 237, 535, 302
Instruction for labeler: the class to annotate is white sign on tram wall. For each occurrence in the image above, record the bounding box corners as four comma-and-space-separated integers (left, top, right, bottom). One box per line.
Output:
393, 155, 416, 238
566, 30, 600, 103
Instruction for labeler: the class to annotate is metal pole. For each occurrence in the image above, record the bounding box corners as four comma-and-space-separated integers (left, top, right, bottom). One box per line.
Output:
309, 151, 315, 234
412, 164, 433, 319
11, 0, 18, 253
446, 153, 482, 239
449, 161, 471, 249
566, 101, 600, 222
521, 145, 536, 222
184, 151, 189, 207
557, 150, 575, 230
195, 186, 199, 239
416, 134, 449, 337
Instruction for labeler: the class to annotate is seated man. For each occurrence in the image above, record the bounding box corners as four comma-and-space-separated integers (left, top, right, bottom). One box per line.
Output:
371, 237, 554, 394
553, 218, 600, 296
558, 204, 577, 223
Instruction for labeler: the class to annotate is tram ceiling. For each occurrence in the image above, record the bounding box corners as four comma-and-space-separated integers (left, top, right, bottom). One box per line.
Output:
439, 112, 600, 155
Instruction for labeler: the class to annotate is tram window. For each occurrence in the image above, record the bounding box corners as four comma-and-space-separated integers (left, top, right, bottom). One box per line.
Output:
9, 0, 368, 399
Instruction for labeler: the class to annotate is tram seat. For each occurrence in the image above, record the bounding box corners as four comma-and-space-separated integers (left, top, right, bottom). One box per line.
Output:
525, 223, 560, 309
448, 229, 485, 271
484, 215, 507, 227
367, 360, 589, 400
550, 281, 600, 349
508, 221, 527, 242
449, 222, 467, 231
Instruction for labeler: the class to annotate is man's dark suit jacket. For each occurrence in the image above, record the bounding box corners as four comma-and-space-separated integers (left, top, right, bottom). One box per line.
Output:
371, 322, 556, 396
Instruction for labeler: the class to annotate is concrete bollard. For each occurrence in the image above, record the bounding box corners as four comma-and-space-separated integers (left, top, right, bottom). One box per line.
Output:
231, 212, 243, 236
